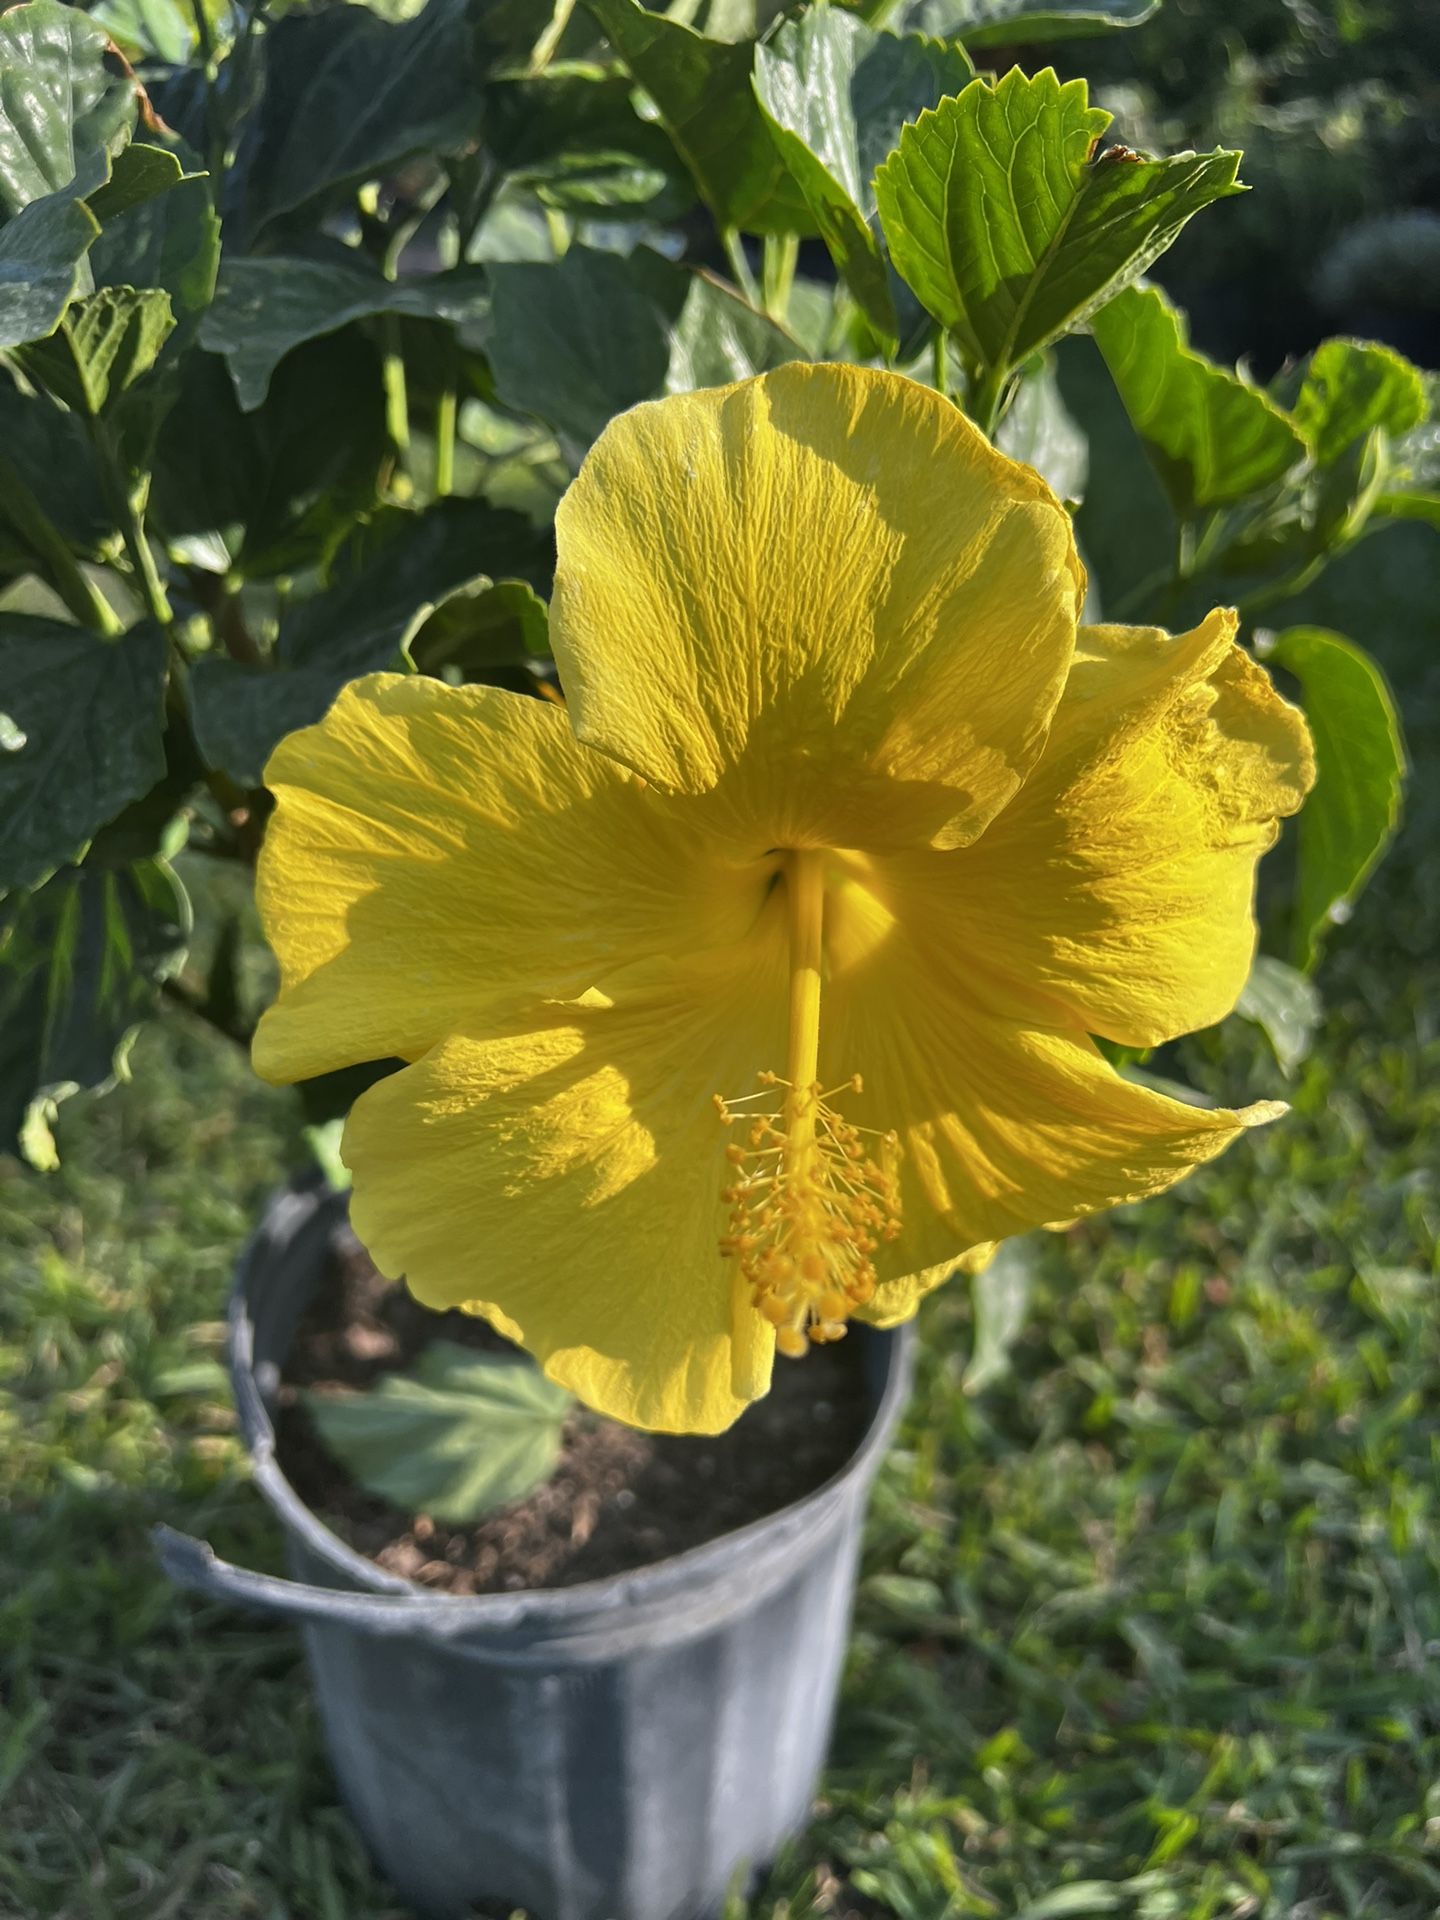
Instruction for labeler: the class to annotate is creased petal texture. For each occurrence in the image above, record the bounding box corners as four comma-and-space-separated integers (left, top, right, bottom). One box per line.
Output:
845, 611, 1315, 1053
342, 937, 789, 1434
551, 362, 1085, 852
253, 674, 777, 1085
820, 876, 1284, 1323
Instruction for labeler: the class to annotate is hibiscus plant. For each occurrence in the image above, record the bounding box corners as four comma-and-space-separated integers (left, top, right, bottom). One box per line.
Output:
0, 0, 1427, 1461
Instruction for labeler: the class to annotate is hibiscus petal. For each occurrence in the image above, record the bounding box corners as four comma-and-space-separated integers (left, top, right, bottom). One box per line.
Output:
254, 673, 776, 1085
818, 913, 1282, 1321
858, 612, 1315, 1051
340, 939, 790, 1434
551, 362, 1084, 852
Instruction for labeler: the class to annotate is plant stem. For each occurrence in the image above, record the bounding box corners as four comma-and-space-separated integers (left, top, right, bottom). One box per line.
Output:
931, 328, 950, 401
381, 317, 411, 454
91, 425, 174, 629
435, 381, 457, 498
721, 228, 760, 307
0, 449, 123, 634
967, 361, 1009, 440
761, 231, 799, 323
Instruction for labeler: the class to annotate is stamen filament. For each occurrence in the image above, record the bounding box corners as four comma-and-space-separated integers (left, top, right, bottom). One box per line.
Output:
713, 848, 902, 1362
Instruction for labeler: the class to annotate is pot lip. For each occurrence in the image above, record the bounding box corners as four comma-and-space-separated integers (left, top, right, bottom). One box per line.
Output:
234, 1177, 918, 1623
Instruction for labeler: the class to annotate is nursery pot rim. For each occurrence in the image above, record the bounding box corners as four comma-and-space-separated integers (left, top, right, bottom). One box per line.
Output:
230, 1180, 916, 1627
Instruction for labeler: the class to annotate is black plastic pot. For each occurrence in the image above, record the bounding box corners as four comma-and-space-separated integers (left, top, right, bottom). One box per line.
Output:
157, 1182, 915, 1920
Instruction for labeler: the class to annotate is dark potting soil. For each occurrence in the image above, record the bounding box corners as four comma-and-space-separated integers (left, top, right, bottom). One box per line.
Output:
274, 1234, 872, 1597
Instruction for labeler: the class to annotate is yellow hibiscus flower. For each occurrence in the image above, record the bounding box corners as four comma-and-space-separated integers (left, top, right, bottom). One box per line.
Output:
254, 364, 1314, 1435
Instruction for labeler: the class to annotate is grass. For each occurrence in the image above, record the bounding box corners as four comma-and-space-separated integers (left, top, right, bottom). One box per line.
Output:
2, 530, 1438, 1920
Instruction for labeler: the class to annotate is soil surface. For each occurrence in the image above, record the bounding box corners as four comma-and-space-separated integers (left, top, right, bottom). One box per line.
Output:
274, 1234, 873, 1596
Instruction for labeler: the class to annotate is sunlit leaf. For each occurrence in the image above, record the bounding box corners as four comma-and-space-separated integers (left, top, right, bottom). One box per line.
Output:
754, 5, 972, 342
584, 0, 810, 234
1261, 626, 1405, 971
18, 286, 175, 415
1287, 338, 1427, 469
0, 193, 98, 348
875, 70, 1241, 380
1090, 282, 1305, 515
875, 0, 1158, 44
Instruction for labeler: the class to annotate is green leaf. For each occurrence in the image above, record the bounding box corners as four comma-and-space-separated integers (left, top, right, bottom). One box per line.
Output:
487, 243, 804, 459
996, 354, 1088, 504
963, 1238, 1034, 1395
584, 0, 809, 234
754, 5, 972, 342
150, 331, 389, 580
875, 70, 1242, 381
666, 267, 809, 392
484, 67, 693, 218
191, 498, 545, 783
0, 192, 99, 347
1261, 626, 1405, 971
90, 0, 191, 63
0, 0, 138, 217
407, 579, 549, 682
880, 0, 1158, 44
1090, 282, 1306, 515
0, 854, 189, 1163
1288, 338, 1428, 469
238, 0, 489, 241
1233, 953, 1322, 1076
0, 377, 111, 561
200, 256, 488, 411
0, 617, 167, 894
83, 143, 189, 224
89, 175, 220, 330
18, 285, 175, 415
304, 1343, 573, 1525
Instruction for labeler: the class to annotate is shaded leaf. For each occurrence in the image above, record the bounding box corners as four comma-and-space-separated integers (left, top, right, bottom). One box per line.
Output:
754, 5, 972, 342
191, 498, 545, 783
882, 0, 1158, 44
996, 355, 1088, 503
1234, 953, 1322, 1076
238, 0, 488, 241
150, 332, 389, 579
875, 70, 1242, 379
0, 854, 189, 1163
0, 0, 137, 216
408, 579, 549, 681
1262, 625, 1405, 971
584, 0, 809, 234
0, 192, 98, 347
200, 256, 488, 410
1090, 282, 1305, 515
0, 617, 167, 894
484, 67, 693, 218
90, 174, 220, 328
0, 378, 112, 560
964, 1239, 1034, 1395
305, 1342, 573, 1525
488, 243, 804, 459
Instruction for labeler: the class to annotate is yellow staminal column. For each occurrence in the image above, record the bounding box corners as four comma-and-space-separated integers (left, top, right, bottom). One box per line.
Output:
715, 850, 901, 1359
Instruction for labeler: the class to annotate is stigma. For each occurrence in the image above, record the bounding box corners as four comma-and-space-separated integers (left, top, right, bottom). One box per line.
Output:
715, 1073, 901, 1357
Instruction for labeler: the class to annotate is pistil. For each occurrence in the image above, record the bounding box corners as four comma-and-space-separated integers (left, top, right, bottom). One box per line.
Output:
714, 850, 901, 1357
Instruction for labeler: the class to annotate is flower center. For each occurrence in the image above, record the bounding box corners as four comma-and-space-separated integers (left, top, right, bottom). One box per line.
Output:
713, 849, 901, 1358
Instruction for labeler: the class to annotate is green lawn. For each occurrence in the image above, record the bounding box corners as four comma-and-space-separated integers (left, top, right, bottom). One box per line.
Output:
3, 532, 1438, 1920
